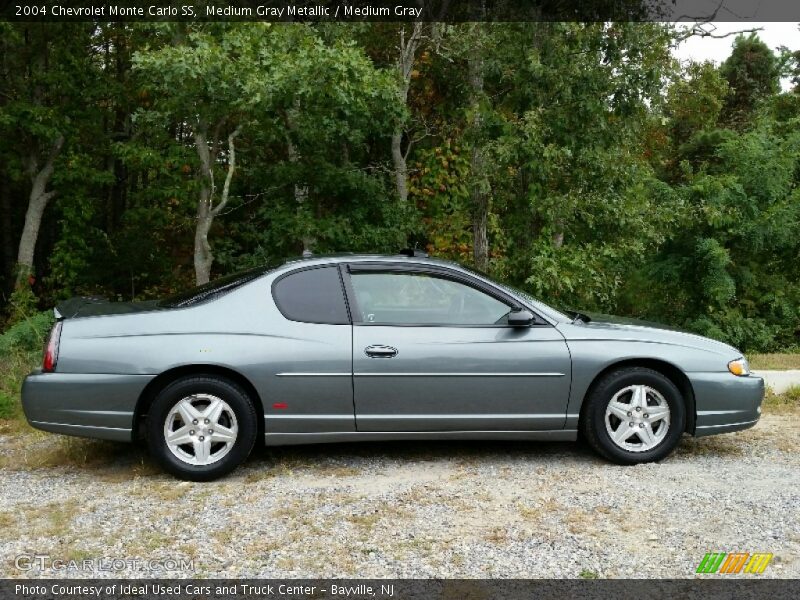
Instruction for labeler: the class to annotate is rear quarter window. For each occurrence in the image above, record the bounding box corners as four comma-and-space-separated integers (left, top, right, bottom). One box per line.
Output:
272, 266, 350, 325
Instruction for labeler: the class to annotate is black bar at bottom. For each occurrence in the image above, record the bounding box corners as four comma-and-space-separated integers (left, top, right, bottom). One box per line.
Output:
2, 579, 799, 600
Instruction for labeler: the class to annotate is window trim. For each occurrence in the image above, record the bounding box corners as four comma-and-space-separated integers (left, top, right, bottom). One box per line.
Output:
343, 262, 550, 328
271, 264, 352, 325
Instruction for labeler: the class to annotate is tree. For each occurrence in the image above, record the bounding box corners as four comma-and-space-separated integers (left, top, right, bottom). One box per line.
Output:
391, 22, 425, 205
132, 23, 274, 285
486, 23, 676, 307
719, 34, 780, 128
465, 24, 490, 272
0, 23, 97, 298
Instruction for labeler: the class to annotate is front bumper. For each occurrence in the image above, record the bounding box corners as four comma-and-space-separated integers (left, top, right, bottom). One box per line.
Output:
22, 371, 154, 442
689, 372, 765, 437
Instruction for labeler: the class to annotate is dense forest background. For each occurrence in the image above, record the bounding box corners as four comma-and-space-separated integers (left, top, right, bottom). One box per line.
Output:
1, 22, 799, 352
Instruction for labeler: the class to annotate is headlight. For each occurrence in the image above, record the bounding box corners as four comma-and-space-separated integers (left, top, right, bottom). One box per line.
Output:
728, 357, 750, 376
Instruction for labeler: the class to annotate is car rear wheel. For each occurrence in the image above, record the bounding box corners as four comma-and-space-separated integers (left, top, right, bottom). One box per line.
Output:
146, 376, 257, 481
581, 367, 686, 465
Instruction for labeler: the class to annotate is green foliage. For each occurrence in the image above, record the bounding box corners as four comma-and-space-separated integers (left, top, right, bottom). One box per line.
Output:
629, 109, 800, 351
0, 310, 52, 418
410, 140, 472, 260
0, 24, 798, 355
720, 34, 781, 127
0, 310, 52, 357
5, 285, 38, 326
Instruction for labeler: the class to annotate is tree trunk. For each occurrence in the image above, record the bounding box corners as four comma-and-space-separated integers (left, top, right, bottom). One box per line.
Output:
284, 103, 314, 253
15, 134, 64, 289
468, 33, 489, 272
391, 132, 408, 204
193, 124, 241, 285
391, 22, 423, 204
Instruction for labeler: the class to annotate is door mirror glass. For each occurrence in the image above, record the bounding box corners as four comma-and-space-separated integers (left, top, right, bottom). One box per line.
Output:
507, 309, 534, 327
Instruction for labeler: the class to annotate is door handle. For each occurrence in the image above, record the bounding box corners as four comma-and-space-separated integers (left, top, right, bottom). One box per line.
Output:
364, 345, 398, 358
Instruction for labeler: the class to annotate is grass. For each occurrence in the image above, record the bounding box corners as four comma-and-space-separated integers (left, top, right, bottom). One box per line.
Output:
762, 384, 800, 414
747, 353, 800, 370
0, 498, 83, 541
0, 429, 152, 472
0, 350, 38, 420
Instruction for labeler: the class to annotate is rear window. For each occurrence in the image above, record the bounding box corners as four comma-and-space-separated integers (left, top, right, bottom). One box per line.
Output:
159, 264, 275, 308
272, 266, 350, 324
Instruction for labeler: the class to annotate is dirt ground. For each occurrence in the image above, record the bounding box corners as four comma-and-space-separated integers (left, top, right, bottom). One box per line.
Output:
0, 407, 797, 579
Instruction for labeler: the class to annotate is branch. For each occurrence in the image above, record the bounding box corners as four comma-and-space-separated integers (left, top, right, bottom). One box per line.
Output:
676, 24, 763, 43
674, 0, 762, 43
404, 117, 434, 161
194, 129, 213, 209
210, 125, 242, 217
32, 133, 64, 188
40, 189, 58, 204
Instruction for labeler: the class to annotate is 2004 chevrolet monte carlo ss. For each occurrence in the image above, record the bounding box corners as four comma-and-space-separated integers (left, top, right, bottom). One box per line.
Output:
22, 250, 764, 481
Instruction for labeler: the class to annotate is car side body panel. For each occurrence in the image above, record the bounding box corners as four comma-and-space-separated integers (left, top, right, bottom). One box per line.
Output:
21, 255, 764, 448
558, 322, 764, 435
22, 372, 151, 441
26, 267, 355, 439
352, 324, 572, 431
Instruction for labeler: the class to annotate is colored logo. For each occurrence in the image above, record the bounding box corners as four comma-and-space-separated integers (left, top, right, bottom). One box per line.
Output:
696, 552, 773, 574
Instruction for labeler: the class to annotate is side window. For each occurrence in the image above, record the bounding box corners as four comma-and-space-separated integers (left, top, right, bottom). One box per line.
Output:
273, 266, 350, 324
350, 272, 512, 326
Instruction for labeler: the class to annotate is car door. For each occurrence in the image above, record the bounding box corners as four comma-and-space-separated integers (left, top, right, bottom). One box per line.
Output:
344, 263, 572, 432
266, 264, 355, 434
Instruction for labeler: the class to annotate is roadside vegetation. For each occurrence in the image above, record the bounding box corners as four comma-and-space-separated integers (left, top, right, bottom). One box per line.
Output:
0, 311, 51, 420
748, 353, 800, 370
763, 384, 800, 413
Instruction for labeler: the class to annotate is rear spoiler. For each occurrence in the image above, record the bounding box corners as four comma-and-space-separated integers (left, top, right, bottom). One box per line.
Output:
54, 296, 109, 320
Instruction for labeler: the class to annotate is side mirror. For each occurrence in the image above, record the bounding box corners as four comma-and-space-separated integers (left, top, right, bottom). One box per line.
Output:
508, 309, 534, 327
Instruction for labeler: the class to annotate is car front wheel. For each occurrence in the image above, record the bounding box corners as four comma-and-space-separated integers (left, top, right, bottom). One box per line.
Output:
581, 367, 686, 465
146, 376, 258, 481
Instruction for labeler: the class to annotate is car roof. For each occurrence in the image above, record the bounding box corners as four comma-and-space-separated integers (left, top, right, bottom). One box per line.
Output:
279, 253, 464, 269
262, 253, 570, 324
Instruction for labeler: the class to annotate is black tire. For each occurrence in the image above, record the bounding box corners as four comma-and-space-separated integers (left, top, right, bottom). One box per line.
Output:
581, 367, 686, 465
146, 376, 258, 481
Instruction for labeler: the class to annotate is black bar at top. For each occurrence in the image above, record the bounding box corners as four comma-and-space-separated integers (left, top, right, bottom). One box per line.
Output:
2, 0, 800, 22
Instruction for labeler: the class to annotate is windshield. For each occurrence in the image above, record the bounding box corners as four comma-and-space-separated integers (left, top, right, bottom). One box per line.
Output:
158, 264, 276, 308
492, 282, 572, 322
452, 262, 571, 322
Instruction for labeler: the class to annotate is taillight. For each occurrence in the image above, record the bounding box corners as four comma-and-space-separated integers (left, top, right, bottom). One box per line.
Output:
42, 321, 63, 372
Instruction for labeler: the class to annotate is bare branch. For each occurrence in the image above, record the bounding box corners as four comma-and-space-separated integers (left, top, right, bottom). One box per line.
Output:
676, 23, 763, 44
210, 125, 242, 217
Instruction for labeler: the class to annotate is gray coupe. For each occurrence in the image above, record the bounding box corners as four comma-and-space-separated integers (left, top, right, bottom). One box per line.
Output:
22, 251, 764, 480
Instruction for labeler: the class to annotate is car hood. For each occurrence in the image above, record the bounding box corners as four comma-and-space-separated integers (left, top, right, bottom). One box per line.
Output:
558, 313, 742, 357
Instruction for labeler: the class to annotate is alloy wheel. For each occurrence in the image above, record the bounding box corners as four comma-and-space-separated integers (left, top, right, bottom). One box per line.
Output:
604, 384, 671, 452
163, 394, 239, 466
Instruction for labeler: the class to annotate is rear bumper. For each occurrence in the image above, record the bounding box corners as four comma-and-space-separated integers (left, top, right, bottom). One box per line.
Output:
690, 372, 765, 437
21, 371, 154, 442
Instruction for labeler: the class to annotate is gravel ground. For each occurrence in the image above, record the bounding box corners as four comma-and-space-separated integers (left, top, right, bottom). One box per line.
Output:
0, 410, 798, 579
